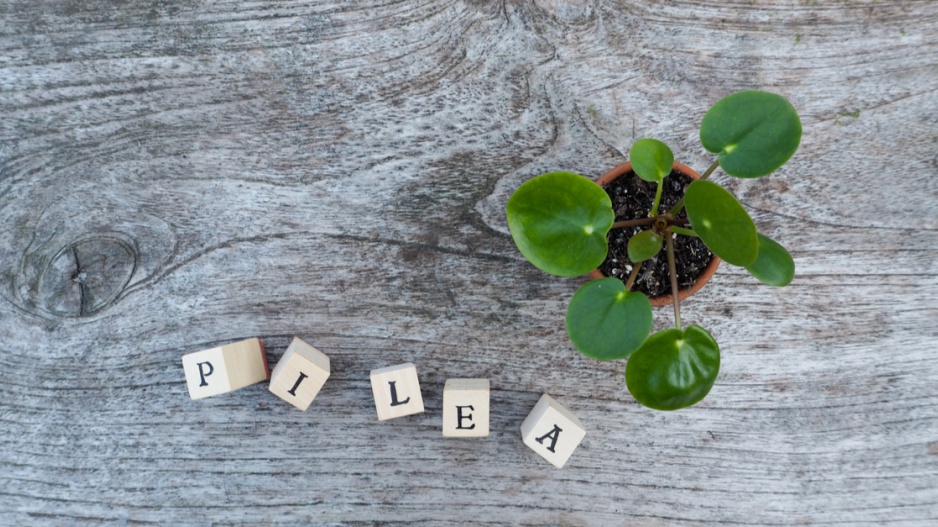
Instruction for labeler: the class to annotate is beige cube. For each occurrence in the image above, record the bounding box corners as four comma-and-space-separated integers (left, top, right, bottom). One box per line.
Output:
520, 393, 586, 468
268, 337, 331, 411
182, 338, 270, 400
370, 363, 424, 420
442, 379, 490, 437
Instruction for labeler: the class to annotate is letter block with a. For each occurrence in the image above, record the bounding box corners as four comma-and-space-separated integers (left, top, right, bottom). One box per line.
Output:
268, 337, 331, 411
370, 363, 425, 421
442, 378, 490, 437
520, 393, 586, 468
182, 338, 270, 400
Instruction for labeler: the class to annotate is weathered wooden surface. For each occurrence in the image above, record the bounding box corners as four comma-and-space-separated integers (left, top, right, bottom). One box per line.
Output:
2, 0, 937, 525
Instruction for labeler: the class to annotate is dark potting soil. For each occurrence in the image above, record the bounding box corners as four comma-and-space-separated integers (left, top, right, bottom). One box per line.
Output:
598, 169, 714, 299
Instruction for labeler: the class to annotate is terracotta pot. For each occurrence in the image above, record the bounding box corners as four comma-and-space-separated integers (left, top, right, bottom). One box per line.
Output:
588, 161, 721, 307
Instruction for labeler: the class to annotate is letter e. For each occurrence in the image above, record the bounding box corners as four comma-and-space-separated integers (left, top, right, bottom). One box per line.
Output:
456, 405, 475, 430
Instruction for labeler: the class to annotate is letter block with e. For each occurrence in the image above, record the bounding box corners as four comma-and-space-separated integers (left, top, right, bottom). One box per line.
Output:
520, 393, 586, 468
182, 338, 270, 400
268, 337, 331, 411
370, 363, 425, 421
442, 378, 490, 437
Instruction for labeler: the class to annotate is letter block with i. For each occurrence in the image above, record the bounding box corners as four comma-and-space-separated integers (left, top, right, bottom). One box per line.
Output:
370, 363, 425, 420
520, 393, 586, 468
182, 338, 270, 400
268, 337, 331, 411
442, 379, 489, 437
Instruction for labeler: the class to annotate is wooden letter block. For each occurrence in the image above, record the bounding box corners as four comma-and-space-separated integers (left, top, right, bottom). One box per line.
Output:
520, 393, 586, 468
442, 379, 490, 437
182, 338, 270, 400
370, 363, 425, 421
268, 337, 331, 411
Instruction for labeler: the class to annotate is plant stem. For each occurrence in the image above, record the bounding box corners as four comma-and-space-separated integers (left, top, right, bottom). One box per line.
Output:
670, 226, 698, 237
700, 159, 720, 181
624, 261, 642, 291
666, 198, 685, 217
665, 230, 681, 329
667, 159, 721, 216
649, 180, 664, 217
612, 218, 656, 230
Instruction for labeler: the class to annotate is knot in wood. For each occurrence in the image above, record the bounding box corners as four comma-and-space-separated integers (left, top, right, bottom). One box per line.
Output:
36, 235, 138, 318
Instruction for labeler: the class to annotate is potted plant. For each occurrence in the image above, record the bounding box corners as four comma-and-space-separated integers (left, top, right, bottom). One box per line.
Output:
506, 91, 801, 411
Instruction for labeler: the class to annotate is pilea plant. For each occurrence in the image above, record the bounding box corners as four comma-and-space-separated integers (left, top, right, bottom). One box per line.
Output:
506, 90, 801, 411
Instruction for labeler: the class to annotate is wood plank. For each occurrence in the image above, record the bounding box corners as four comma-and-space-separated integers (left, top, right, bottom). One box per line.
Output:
1, 0, 937, 524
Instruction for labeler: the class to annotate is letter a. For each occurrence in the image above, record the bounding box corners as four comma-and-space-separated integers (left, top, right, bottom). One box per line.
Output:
535, 424, 562, 453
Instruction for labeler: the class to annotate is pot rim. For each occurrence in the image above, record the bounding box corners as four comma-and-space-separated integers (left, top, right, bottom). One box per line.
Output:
588, 161, 721, 307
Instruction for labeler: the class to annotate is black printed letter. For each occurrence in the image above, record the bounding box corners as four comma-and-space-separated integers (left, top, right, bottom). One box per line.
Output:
388, 381, 410, 407
197, 361, 214, 387
535, 424, 562, 453
287, 372, 308, 396
456, 405, 475, 430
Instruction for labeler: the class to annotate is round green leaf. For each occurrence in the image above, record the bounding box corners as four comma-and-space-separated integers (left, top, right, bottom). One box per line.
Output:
506, 172, 614, 276
630, 138, 674, 183
746, 233, 795, 286
566, 278, 652, 361
627, 229, 663, 262
684, 180, 758, 267
700, 91, 802, 178
625, 325, 720, 411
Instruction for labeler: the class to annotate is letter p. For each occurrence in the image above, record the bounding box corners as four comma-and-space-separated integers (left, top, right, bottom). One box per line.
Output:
197, 361, 214, 386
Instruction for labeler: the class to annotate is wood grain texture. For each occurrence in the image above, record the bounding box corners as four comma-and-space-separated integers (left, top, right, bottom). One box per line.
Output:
1, 0, 936, 525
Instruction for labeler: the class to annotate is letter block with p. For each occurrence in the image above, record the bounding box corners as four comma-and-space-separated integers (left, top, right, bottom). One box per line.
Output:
268, 337, 330, 411
442, 379, 489, 437
182, 338, 270, 400
520, 393, 586, 468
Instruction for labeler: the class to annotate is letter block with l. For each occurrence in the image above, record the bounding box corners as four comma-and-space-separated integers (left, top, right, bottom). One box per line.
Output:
182, 338, 270, 400
442, 379, 490, 437
520, 393, 586, 468
370, 363, 425, 421
268, 337, 331, 411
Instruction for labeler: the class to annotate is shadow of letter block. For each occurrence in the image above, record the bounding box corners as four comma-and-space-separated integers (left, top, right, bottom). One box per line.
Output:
520, 393, 586, 468
182, 338, 270, 400
370, 363, 425, 421
442, 379, 490, 437
269, 337, 331, 411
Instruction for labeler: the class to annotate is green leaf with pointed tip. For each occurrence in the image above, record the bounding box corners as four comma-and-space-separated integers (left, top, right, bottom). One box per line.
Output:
700, 91, 802, 178
506, 172, 614, 277
566, 278, 652, 361
630, 138, 674, 183
625, 325, 720, 411
627, 229, 663, 262
746, 233, 795, 286
684, 180, 758, 267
